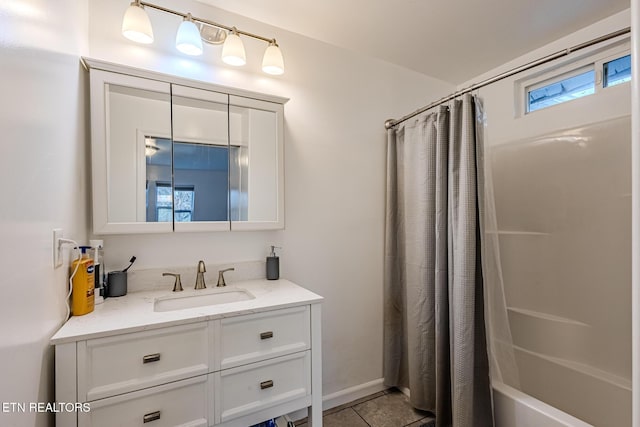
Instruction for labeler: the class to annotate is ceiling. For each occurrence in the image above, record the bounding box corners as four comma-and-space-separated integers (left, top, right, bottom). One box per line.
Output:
195, 0, 629, 84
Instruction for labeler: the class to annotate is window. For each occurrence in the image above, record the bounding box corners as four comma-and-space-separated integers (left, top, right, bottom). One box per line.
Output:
173, 187, 195, 222
527, 68, 595, 113
155, 184, 195, 222
604, 54, 631, 87
522, 47, 631, 114
156, 184, 172, 222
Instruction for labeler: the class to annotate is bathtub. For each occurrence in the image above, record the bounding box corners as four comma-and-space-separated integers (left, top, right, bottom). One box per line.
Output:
488, 112, 632, 427
494, 307, 631, 426
493, 382, 592, 427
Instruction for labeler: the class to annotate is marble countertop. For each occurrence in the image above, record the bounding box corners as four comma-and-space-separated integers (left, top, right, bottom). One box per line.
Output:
51, 279, 323, 345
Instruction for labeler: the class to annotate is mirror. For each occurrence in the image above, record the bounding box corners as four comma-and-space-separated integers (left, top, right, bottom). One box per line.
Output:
90, 66, 284, 234
143, 138, 232, 224
97, 72, 173, 233
171, 86, 230, 231
142, 137, 172, 222
229, 98, 280, 224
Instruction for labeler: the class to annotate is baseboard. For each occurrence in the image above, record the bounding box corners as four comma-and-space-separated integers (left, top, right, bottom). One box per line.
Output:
397, 386, 410, 397
322, 378, 387, 410
287, 378, 388, 422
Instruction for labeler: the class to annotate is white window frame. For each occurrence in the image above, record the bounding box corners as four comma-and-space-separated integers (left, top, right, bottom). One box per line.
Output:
515, 38, 630, 117
602, 53, 632, 88
525, 65, 596, 114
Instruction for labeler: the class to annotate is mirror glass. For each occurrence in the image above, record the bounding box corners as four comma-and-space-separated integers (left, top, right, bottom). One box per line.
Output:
144, 137, 172, 222
143, 138, 230, 223
107, 84, 171, 223
229, 103, 278, 222
172, 90, 230, 223
102, 80, 281, 230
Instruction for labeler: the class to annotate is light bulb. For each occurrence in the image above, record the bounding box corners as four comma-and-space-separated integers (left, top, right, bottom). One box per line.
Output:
176, 14, 203, 56
262, 41, 284, 75
221, 29, 246, 66
122, 1, 154, 44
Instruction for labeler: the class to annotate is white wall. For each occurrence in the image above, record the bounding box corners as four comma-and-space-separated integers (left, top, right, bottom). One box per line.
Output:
0, 1, 89, 426
87, 0, 453, 397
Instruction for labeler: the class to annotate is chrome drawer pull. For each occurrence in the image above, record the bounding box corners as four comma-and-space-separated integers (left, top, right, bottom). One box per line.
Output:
260, 380, 274, 390
260, 331, 274, 340
143, 353, 161, 364
143, 410, 161, 423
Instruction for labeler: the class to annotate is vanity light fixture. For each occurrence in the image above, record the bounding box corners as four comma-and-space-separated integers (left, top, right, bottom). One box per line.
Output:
198, 22, 227, 45
262, 40, 285, 75
121, 0, 154, 44
121, 1, 285, 75
145, 138, 159, 156
176, 13, 203, 56
221, 28, 246, 66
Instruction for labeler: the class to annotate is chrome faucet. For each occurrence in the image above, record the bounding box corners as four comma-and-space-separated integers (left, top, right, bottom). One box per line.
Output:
162, 272, 183, 292
217, 268, 235, 287
195, 260, 207, 289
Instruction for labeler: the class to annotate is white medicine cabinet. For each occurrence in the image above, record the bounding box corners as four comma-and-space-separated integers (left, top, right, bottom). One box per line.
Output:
86, 58, 286, 234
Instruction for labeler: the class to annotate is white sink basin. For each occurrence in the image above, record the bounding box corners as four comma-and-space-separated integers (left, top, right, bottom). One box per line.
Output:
154, 288, 255, 312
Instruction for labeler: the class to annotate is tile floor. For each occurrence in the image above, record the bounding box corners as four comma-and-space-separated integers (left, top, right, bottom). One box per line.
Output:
295, 389, 435, 427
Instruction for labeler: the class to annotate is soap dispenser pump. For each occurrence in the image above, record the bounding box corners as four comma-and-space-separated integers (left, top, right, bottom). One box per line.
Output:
266, 246, 281, 280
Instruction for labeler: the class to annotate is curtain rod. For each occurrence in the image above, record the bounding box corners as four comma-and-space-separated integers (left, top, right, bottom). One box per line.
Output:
385, 27, 631, 130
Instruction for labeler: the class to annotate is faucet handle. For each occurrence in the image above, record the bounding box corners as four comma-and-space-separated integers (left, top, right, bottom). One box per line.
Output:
217, 268, 235, 287
162, 273, 183, 292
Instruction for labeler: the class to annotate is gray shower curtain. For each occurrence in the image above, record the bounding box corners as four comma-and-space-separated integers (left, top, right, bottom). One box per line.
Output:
384, 94, 493, 427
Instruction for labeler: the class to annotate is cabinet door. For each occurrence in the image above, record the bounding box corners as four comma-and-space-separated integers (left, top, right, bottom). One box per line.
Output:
229, 96, 284, 230
171, 85, 230, 232
90, 69, 173, 234
79, 375, 210, 427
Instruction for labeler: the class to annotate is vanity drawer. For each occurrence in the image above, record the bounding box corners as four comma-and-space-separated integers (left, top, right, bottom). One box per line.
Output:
79, 375, 209, 427
78, 323, 209, 401
215, 351, 311, 423
218, 306, 310, 369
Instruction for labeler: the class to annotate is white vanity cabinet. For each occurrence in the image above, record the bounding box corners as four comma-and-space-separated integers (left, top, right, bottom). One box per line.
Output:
53, 291, 323, 427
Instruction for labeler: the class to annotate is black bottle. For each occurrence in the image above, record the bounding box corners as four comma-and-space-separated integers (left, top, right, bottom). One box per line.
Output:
266, 245, 281, 280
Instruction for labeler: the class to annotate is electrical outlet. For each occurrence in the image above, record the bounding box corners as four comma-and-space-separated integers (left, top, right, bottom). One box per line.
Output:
53, 228, 63, 268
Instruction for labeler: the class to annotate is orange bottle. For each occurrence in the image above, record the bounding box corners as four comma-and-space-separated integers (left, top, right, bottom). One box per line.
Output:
71, 246, 95, 316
